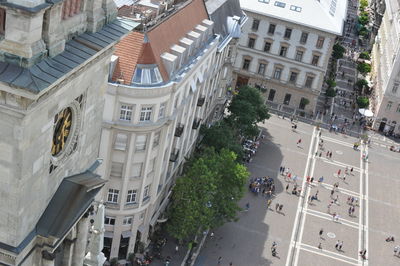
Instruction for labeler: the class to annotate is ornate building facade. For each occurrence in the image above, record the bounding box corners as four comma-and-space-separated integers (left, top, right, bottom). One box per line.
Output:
233, 0, 346, 115
97, 0, 245, 261
0, 0, 135, 265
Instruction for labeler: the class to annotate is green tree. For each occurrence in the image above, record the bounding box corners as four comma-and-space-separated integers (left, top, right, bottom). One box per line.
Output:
358, 12, 369, 25
359, 51, 370, 60
357, 62, 372, 75
326, 79, 337, 89
227, 86, 270, 138
166, 148, 249, 241
357, 96, 370, 108
360, 0, 368, 10
326, 88, 336, 97
355, 79, 369, 92
200, 121, 243, 158
332, 43, 345, 59
299, 98, 310, 110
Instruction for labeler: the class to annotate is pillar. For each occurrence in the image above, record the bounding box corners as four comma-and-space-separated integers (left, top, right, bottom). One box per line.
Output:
62, 239, 75, 266
72, 217, 89, 265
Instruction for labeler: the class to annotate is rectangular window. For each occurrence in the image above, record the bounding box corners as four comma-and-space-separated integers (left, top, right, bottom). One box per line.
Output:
110, 162, 123, 178
123, 216, 133, 225
289, 72, 298, 83
258, 63, 266, 75
273, 67, 282, 79
105, 216, 116, 225
268, 24, 276, 34
126, 190, 137, 204
300, 32, 308, 44
284, 28, 292, 39
148, 158, 156, 173
386, 101, 393, 110
268, 89, 276, 101
0, 8, 5, 35
135, 135, 147, 151
392, 83, 399, 94
283, 94, 291, 105
132, 163, 143, 177
299, 97, 308, 110
153, 131, 160, 147
159, 102, 166, 118
311, 55, 320, 66
264, 41, 272, 52
107, 189, 119, 203
295, 50, 303, 62
143, 185, 150, 198
279, 46, 287, 57
316, 36, 325, 48
397, 104, 400, 113
252, 19, 260, 31
119, 105, 133, 121
242, 59, 251, 70
114, 133, 128, 150
305, 76, 315, 88
290, 5, 302, 12
248, 37, 256, 48
140, 106, 152, 122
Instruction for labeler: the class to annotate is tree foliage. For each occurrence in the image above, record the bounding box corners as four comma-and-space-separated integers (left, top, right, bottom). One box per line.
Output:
227, 86, 270, 138
326, 88, 336, 97
200, 121, 243, 158
167, 148, 249, 241
358, 12, 369, 25
326, 79, 337, 89
332, 43, 345, 59
357, 62, 372, 75
357, 96, 370, 108
359, 51, 370, 60
355, 79, 369, 90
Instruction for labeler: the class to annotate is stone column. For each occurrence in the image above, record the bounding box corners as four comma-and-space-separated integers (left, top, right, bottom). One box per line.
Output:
72, 217, 89, 265
42, 1, 65, 57
62, 239, 75, 266
86, 0, 105, 32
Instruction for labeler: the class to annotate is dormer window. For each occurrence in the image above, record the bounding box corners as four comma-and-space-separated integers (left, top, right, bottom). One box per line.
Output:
132, 65, 163, 85
62, 0, 83, 19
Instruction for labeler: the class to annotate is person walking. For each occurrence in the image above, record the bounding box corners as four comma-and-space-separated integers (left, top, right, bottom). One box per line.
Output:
285, 183, 289, 192
338, 241, 343, 251
335, 240, 340, 250
297, 138, 302, 148
329, 151, 333, 158
319, 228, 324, 238
175, 245, 179, 254
337, 169, 341, 177
394, 246, 399, 256
218, 256, 222, 264
279, 204, 283, 213
267, 199, 272, 209
318, 176, 324, 184
318, 243, 322, 249
275, 203, 279, 211
350, 167, 353, 175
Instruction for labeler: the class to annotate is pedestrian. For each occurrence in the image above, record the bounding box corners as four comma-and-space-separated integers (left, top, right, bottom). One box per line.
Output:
330, 189, 335, 197
350, 167, 353, 175
279, 166, 283, 174
297, 138, 302, 147
327, 203, 332, 213
245, 202, 250, 211
337, 169, 341, 177
279, 204, 283, 213
318, 176, 324, 184
332, 212, 336, 221
267, 199, 272, 209
348, 206, 352, 216
229, 263, 233, 266
394, 246, 399, 256
218, 256, 222, 264
334, 195, 339, 205
319, 228, 324, 238
175, 245, 179, 254
318, 243, 322, 249
329, 151, 332, 158
326, 151, 329, 157
275, 203, 279, 211
310, 177, 314, 183
339, 241, 343, 250
286, 183, 289, 192
210, 232, 214, 239
351, 206, 355, 216
335, 240, 340, 249
319, 152, 322, 157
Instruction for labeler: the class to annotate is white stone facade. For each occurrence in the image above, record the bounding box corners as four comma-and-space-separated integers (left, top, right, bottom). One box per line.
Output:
371, 0, 400, 135
233, 3, 340, 115
97, 20, 229, 260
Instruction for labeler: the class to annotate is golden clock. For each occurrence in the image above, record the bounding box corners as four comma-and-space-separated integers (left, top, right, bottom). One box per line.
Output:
51, 107, 73, 156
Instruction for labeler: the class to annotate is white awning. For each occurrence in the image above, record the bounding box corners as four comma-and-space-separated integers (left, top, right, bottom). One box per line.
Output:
121, 231, 132, 238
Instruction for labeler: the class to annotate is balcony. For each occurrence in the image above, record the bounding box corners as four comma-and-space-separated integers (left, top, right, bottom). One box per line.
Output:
197, 96, 205, 107
192, 118, 201, 129
174, 123, 184, 137
169, 148, 180, 162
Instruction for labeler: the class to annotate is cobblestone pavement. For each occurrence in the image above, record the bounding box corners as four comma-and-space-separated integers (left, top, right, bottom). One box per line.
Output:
194, 115, 400, 266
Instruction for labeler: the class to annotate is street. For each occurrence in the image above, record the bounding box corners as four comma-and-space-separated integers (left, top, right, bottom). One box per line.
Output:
195, 115, 400, 266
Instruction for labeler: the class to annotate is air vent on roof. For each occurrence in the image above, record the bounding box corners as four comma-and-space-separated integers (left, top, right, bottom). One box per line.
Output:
258, 0, 269, 3
274, 1, 286, 8
329, 0, 337, 16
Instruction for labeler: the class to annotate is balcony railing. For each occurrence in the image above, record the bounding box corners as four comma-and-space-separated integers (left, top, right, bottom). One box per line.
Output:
197, 96, 205, 107
169, 148, 180, 162
192, 118, 201, 129
174, 123, 184, 137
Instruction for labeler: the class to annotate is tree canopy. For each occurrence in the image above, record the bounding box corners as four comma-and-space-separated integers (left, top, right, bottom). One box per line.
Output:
167, 148, 249, 241
227, 86, 270, 138
357, 96, 369, 108
332, 43, 345, 59
357, 62, 372, 75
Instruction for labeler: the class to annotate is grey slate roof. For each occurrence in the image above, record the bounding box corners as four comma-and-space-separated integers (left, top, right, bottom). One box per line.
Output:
0, 17, 139, 94
36, 170, 106, 239
205, 0, 244, 39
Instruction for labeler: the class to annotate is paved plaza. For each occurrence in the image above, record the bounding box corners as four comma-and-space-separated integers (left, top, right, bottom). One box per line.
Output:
195, 115, 400, 266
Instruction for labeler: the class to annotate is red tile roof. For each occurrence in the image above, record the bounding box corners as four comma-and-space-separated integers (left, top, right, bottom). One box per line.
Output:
111, 0, 209, 85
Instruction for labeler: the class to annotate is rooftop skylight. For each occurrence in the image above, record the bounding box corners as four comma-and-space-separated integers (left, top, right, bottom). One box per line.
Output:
290, 5, 302, 12
274, 1, 286, 8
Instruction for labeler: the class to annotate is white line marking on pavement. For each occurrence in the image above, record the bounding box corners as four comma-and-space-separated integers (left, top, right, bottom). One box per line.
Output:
318, 157, 360, 172
365, 145, 369, 266
322, 136, 355, 148
304, 209, 359, 229
285, 127, 317, 266
320, 183, 360, 197
358, 145, 363, 265
299, 243, 359, 265
294, 132, 319, 265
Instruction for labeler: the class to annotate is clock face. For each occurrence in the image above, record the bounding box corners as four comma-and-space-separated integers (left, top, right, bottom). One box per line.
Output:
51, 107, 73, 156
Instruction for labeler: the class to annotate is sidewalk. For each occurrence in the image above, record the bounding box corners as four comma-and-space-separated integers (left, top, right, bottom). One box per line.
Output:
151, 235, 188, 266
